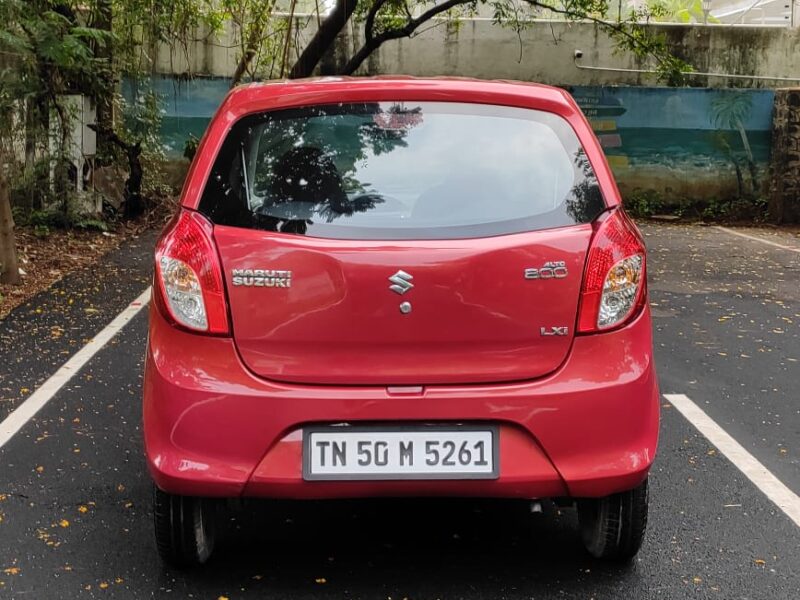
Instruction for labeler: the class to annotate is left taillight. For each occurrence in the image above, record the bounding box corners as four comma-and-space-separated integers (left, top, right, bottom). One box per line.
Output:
154, 210, 229, 334
577, 208, 647, 334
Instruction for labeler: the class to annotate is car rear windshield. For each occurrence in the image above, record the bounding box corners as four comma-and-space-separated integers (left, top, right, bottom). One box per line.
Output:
197, 101, 605, 240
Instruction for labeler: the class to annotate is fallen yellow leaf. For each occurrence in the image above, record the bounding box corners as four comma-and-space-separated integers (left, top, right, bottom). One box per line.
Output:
3, 567, 20, 575
59, 519, 70, 528
78, 506, 88, 514
754, 558, 766, 566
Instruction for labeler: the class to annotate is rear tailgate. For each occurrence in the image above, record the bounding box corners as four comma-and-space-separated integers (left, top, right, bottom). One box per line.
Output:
215, 224, 591, 385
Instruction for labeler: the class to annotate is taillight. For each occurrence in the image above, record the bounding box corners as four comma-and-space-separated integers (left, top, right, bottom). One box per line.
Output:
577, 209, 646, 333
154, 210, 229, 334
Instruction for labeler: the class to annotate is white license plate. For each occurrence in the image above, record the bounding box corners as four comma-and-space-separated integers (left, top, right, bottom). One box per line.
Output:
303, 426, 498, 480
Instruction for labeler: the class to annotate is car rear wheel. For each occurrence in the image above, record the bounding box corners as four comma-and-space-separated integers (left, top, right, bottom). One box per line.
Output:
153, 485, 216, 567
577, 478, 648, 561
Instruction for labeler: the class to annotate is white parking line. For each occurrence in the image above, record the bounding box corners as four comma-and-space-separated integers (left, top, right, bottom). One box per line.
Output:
0, 287, 151, 450
715, 226, 800, 254
665, 393, 800, 528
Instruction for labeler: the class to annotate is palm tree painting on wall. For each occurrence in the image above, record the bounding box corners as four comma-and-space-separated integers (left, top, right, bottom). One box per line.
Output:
710, 91, 759, 198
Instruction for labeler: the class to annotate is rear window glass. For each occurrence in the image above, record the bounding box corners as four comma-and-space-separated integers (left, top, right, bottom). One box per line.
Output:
198, 102, 605, 240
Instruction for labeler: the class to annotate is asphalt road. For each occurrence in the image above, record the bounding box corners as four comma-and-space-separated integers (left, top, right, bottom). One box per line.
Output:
0, 222, 798, 599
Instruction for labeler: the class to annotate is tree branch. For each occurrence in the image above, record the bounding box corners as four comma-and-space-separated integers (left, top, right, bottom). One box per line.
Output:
339, 0, 472, 75
364, 0, 391, 43
517, 0, 685, 75
288, 0, 358, 79
88, 123, 134, 154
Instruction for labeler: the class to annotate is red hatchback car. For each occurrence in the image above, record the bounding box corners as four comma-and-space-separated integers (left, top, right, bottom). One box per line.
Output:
144, 77, 659, 566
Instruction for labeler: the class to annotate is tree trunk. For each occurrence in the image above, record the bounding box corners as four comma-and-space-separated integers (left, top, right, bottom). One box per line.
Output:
768, 88, 800, 224
0, 174, 20, 285
24, 98, 38, 211
88, 124, 144, 218
280, 0, 298, 78
288, 0, 358, 79
231, 25, 264, 87
94, 0, 115, 162
124, 143, 144, 218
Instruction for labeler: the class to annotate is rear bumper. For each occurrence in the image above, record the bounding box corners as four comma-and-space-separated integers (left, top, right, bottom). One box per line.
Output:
143, 305, 659, 500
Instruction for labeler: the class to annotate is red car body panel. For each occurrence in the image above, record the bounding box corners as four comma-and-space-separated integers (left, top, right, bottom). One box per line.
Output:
215, 224, 591, 385
144, 77, 659, 501
144, 300, 658, 499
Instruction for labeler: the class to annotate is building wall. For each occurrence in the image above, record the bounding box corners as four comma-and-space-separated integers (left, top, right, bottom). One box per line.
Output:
139, 19, 800, 203
153, 19, 800, 88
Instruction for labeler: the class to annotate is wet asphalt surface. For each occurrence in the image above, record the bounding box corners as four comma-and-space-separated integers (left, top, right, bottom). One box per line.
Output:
0, 222, 798, 599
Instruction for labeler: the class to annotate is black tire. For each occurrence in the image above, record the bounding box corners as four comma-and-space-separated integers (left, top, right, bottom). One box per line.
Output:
153, 485, 216, 567
577, 478, 648, 561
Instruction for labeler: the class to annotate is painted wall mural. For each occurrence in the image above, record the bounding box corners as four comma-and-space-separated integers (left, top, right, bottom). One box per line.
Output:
567, 86, 774, 200
127, 77, 775, 201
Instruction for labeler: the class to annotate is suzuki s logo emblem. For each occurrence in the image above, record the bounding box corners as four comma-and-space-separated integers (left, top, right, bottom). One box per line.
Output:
388, 270, 414, 295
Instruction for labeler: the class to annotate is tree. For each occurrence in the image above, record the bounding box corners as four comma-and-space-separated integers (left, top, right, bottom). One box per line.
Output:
0, 172, 20, 285
0, 0, 110, 286
289, 0, 690, 81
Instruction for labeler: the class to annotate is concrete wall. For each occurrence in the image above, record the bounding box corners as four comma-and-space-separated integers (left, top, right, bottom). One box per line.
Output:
141, 19, 800, 203
131, 77, 774, 203
153, 19, 800, 88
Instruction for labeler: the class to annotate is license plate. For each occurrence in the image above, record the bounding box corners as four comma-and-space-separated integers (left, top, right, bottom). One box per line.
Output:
303, 426, 498, 481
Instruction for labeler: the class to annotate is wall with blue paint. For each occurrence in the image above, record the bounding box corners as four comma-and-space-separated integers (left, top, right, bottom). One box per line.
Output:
122, 77, 231, 156
127, 77, 775, 201
567, 86, 774, 200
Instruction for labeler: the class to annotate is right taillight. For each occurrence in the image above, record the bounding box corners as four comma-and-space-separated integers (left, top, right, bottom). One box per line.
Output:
577, 209, 646, 333
154, 210, 229, 335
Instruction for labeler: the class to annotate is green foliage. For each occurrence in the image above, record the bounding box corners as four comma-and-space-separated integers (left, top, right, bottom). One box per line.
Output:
72, 217, 110, 231
0, 2, 110, 104
0, 1, 112, 229
625, 189, 667, 218
119, 88, 164, 156
112, 0, 224, 74
183, 134, 200, 161
624, 188, 769, 222
648, 0, 719, 23
701, 196, 768, 222
346, 0, 692, 85
33, 224, 51, 238
16, 207, 111, 232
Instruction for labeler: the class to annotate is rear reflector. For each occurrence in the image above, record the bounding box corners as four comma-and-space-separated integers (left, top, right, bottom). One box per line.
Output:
154, 211, 229, 334
577, 209, 646, 333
